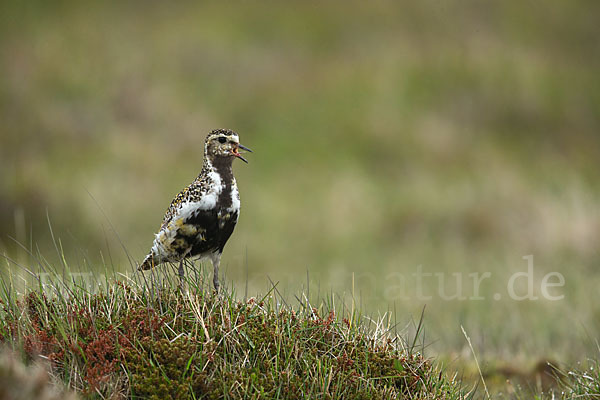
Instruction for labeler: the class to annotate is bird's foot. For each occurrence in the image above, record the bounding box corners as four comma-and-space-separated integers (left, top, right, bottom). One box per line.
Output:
213, 277, 220, 295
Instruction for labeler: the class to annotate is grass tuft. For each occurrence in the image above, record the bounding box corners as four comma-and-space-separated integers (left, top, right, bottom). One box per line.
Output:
0, 267, 466, 399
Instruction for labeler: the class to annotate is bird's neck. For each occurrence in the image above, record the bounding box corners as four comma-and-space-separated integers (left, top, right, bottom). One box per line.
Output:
200, 156, 235, 185
199, 156, 236, 209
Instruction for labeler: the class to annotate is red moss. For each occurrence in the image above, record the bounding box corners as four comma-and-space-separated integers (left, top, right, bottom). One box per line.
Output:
82, 328, 119, 391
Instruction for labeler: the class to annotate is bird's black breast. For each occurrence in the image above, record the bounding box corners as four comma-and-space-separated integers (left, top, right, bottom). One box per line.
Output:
173, 208, 238, 257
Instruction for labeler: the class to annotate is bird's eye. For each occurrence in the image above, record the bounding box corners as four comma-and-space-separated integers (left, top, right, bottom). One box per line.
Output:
218, 137, 227, 143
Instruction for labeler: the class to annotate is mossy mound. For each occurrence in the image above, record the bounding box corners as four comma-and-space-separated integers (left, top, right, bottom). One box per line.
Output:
0, 282, 462, 399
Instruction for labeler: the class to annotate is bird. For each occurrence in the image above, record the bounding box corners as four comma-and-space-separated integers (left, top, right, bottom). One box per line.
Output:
139, 129, 251, 292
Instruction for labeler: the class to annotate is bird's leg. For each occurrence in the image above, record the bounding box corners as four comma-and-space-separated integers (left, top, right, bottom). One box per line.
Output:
212, 255, 221, 293
178, 248, 193, 291
178, 259, 185, 290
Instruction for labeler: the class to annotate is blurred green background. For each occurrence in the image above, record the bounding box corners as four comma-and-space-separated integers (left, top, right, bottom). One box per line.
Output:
1, 1, 599, 366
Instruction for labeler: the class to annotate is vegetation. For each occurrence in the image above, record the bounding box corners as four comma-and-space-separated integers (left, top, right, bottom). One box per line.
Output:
0, 268, 466, 399
1, 266, 599, 399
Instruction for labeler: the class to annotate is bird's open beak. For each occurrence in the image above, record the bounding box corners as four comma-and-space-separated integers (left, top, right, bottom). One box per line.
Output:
233, 143, 252, 163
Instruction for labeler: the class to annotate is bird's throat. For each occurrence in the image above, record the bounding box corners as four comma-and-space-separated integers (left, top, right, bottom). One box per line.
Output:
201, 157, 235, 210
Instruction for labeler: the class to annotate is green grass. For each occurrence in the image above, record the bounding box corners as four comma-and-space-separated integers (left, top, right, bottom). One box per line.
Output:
0, 265, 466, 399
560, 358, 600, 399
1, 262, 600, 399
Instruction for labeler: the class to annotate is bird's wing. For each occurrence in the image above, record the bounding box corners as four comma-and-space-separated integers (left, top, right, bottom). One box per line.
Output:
159, 185, 192, 230
149, 174, 219, 256
159, 174, 211, 230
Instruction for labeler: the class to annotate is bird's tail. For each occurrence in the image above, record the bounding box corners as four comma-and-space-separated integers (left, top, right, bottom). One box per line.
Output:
139, 254, 157, 271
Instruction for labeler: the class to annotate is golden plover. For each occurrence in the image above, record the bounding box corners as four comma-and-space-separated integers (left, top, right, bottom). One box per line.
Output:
139, 129, 251, 292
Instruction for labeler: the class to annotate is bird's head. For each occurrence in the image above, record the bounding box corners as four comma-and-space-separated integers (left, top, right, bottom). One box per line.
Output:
204, 129, 252, 164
